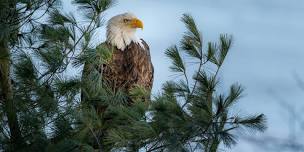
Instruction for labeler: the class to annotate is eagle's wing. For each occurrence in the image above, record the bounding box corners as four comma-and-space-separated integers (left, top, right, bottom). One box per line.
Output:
138, 39, 154, 91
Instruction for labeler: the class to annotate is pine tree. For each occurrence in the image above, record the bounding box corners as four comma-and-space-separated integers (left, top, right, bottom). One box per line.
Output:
0, 0, 266, 152
0, 0, 61, 150
0, 0, 114, 151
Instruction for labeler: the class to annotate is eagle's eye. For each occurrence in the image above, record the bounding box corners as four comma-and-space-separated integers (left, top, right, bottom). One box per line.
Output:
123, 19, 131, 23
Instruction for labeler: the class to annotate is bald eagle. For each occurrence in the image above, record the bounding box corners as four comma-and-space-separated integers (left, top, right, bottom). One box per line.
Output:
82, 13, 154, 106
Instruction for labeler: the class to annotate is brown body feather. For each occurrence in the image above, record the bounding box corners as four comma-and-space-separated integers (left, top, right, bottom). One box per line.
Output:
82, 39, 153, 106
102, 39, 154, 94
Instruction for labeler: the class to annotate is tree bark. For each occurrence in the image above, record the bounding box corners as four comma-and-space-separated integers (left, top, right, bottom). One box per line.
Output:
0, 40, 24, 148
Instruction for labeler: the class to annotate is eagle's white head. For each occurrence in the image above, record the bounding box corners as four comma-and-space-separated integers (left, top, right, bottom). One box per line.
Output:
106, 12, 144, 50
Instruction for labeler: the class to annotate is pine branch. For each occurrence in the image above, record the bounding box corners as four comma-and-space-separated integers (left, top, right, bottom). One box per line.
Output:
165, 45, 186, 74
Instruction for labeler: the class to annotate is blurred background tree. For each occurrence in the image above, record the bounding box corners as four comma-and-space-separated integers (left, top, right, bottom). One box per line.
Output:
244, 78, 304, 152
0, 0, 266, 151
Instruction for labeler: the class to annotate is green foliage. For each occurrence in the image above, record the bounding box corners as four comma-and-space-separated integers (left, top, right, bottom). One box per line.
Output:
73, 0, 114, 20
49, 10, 77, 26
181, 14, 202, 60
0, 0, 115, 151
0, 1, 266, 152
13, 52, 38, 85
165, 45, 186, 73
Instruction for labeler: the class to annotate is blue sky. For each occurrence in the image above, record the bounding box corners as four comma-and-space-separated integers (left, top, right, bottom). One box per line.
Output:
64, 0, 304, 151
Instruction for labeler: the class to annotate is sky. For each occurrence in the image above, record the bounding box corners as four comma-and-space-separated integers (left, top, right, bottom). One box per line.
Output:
63, 0, 304, 151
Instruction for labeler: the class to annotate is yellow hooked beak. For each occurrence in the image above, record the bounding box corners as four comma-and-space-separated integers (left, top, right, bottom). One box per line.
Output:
130, 18, 143, 29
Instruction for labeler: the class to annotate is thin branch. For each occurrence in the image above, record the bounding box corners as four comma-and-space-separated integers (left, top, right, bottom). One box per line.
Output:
89, 126, 102, 152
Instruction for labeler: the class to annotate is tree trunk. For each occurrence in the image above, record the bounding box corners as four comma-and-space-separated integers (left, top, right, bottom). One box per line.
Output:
0, 40, 24, 148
